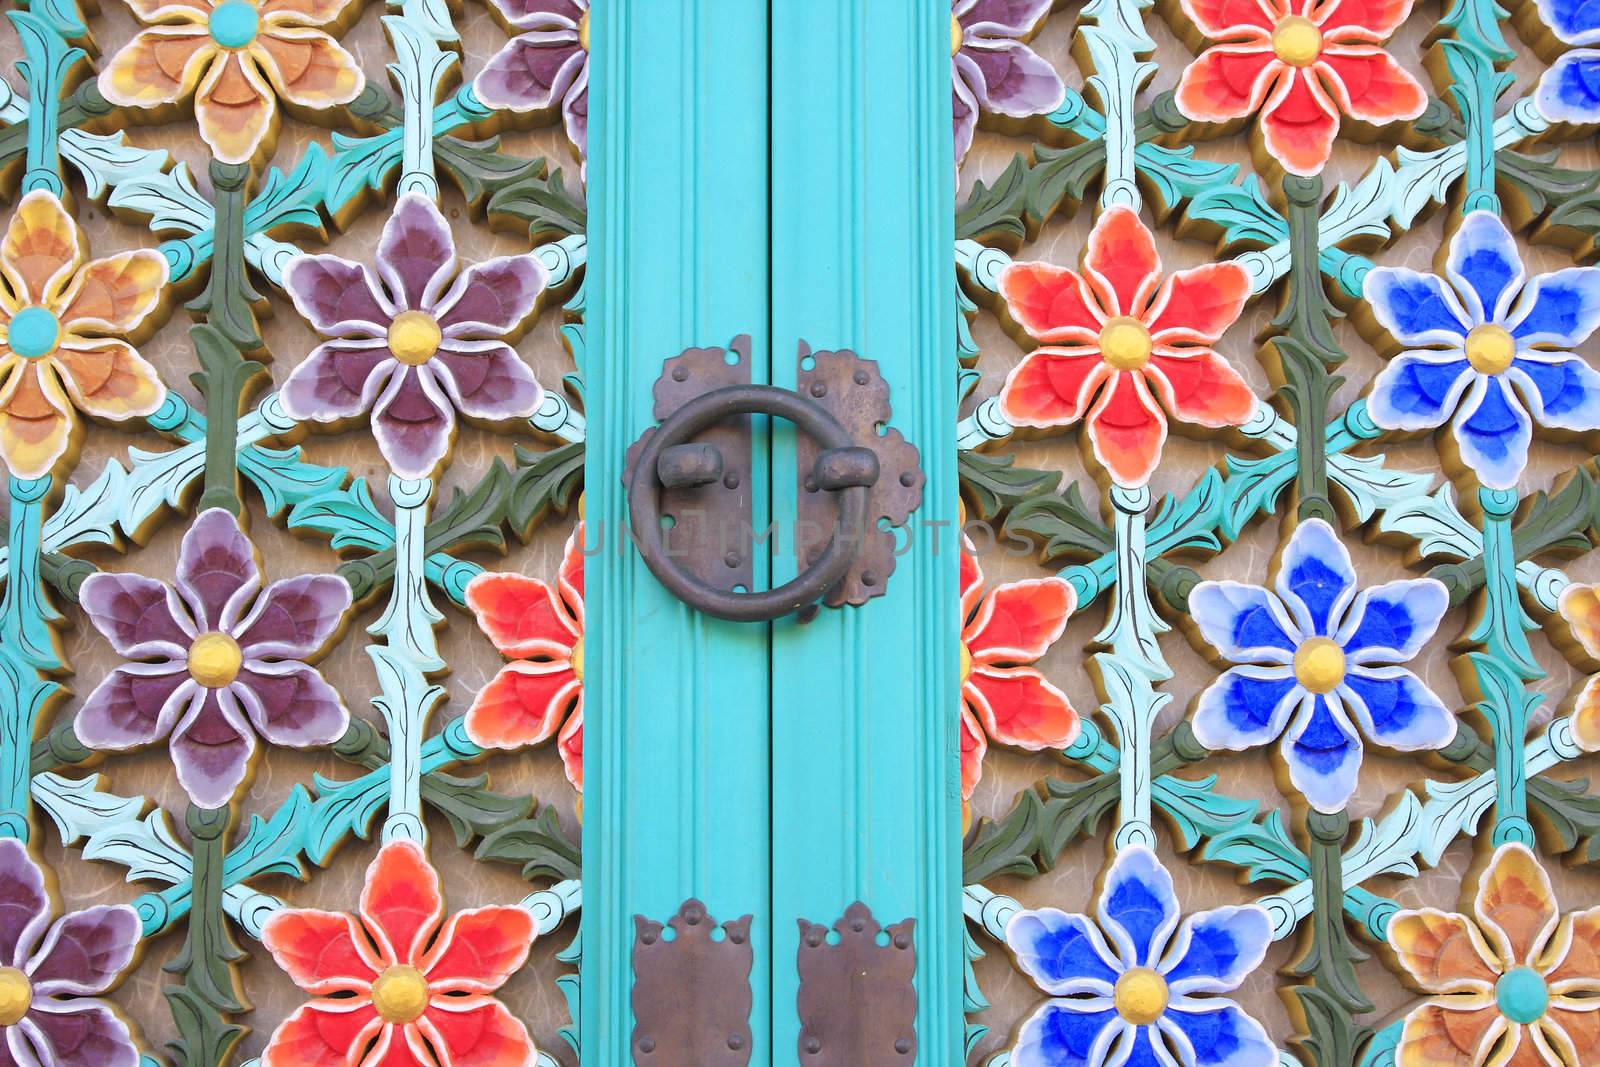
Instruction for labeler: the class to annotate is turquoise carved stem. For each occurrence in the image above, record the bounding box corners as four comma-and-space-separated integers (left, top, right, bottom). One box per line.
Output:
1079, 0, 1155, 210
7, 9, 81, 195
369, 476, 446, 843
1469, 486, 1542, 845
382, 0, 458, 198
0, 475, 59, 839
1440, 0, 1514, 214
1095, 483, 1170, 848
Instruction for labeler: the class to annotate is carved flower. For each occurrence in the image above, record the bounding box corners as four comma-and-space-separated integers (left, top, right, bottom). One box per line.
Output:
462, 522, 585, 794
951, 0, 1065, 166
1173, 0, 1426, 176
996, 205, 1255, 487
75, 508, 352, 809
1388, 843, 1600, 1067
1005, 845, 1275, 1067
474, 0, 590, 178
99, 0, 364, 166
1189, 517, 1453, 813
1363, 211, 1600, 490
261, 840, 538, 1067
1556, 583, 1600, 752
0, 840, 141, 1067
0, 191, 166, 480
1533, 0, 1600, 124
279, 193, 547, 480
959, 545, 1077, 822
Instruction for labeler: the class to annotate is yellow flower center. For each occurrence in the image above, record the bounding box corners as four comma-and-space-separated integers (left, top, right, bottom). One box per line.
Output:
1114, 967, 1169, 1026
388, 310, 442, 366
951, 14, 963, 55
188, 632, 243, 689
570, 636, 584, 682
1272, 15, 1322, 67
1293, 637, 1345, 694
960, 643, 973, 683
1465, 323, 1516, 375
0, 968, 31, 1026
371, 965, 430, 1024
578, 10, 590, 51
1099, 317, 1152, 371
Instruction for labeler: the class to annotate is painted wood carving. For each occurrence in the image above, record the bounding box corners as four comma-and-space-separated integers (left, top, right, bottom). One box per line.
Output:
955, 0, 1600, 1064
0, 0, 586, 1064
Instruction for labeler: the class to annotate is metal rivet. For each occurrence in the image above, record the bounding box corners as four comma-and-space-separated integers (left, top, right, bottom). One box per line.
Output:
671, 366, 688, 381
724, 552, 741, 568
804, 1037, 822, 1054
804, 477, 817, 493
728, 1036, 745, 1051
862, 571, 877, 586
893, 933, 911, 949
729, 929, 746, 944
810, 382, 827, 398
805, 931, 824, 947
850, 918, 865, 932
641, 932, 657, 945
685, 913, 700, 925
639, 1038, 655, 1053
895, 1038, 911, 1054
853, 370, 869, 385
723, 472, 741, 489
899, 471, 916, 487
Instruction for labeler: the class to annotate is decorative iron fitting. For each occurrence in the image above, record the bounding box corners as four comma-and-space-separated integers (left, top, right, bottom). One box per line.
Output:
632, 899, 754, 1066
796, 902, 917, 1064
623, 336, 924, 621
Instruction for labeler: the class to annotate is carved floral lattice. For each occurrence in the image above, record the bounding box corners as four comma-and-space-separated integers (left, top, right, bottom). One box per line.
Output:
955, 0, 1600, 1065
0, 1, 587, 1064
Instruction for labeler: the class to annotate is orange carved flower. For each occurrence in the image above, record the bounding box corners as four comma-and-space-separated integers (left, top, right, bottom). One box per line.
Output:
0, 191, 167, 480
100, 0, 364, 165
1173, 0, 1426, 176
996, 206, 1256, 487
1388, 843, 1600, 1067
261, 840, 538, 1067
462, 523, 585, 793
960, 546, 1079, 823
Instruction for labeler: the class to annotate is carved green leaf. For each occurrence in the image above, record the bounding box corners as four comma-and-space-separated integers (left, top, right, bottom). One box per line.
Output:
957, 449, 1060, 521
475, 806, 582, 882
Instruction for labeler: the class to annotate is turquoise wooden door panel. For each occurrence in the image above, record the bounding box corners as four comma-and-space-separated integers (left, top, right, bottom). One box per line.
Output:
587, 1, 957, 1063
769, 1, 961, 1064
585, 1, 774, 1063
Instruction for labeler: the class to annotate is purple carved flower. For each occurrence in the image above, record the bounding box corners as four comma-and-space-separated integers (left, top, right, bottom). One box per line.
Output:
0, 838, 141, 1067
76, 509, 353, 809
952, 0, 1065, 165
279, 194, 548, 480
474, 0, 589, 178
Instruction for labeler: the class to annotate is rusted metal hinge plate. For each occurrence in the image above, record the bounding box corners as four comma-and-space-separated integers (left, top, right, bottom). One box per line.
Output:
794, 343, 924, 608
632, 899, 755, 1065
624, 335, 755, 593
796, 902, 917, 1064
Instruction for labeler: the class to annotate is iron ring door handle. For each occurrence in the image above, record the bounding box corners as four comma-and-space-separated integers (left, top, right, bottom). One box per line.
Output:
627, 384, 880, 621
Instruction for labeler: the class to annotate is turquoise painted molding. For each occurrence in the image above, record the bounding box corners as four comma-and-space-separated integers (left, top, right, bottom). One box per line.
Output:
584, 1, 775, 1061
769, 2, 961, 1060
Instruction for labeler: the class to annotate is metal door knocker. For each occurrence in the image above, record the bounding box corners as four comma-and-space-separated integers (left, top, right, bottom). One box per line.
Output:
623, 336, 923, 622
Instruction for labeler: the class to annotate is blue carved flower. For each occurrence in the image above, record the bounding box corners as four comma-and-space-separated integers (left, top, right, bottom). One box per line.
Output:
1005, 846, 1274, 1067
1362, 211, 1600, 490
1534, 0, 1600, 123
1189, 519, 1453, 813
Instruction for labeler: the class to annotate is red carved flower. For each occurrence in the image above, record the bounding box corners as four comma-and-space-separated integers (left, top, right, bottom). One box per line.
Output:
462, 523, 584, 794
1173, 0, 1426, 176
997, 206, 1255, 487
261, 840, 538, 1067
960, 546, 1078, 825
